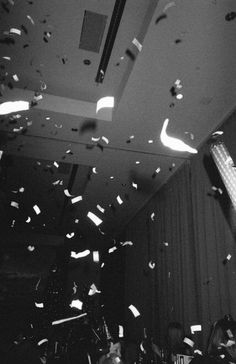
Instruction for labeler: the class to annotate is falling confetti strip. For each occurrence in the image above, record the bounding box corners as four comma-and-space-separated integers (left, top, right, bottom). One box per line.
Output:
190, 325, 202, 334
128, 304, 140, 318
52, 313, 87, 326
132, 182, 138, 189
97, 204, 105, 213
71, 195, 82, 204
149, 261, 156, 269
87, 211, 103, 226
92, 167, 98, 174
88, 283, 101, 296
223, 254, 232, 265
93, 251, 100, 262
96, 96, 114, 113
64, 189, 74, 197
151, 212, 155, 221
212, 130, 223, 136
27, 245, 35, 252
27, 15, 35, 25
120, 241, 133, 246
33, 205, 41, 215
35, 302, 44, 308
71, 250, 90, 259
163, 1, 176, 12
37, 339, 48, 346
132, 38, 142, 52
101, 136, 109, 144
108, 246, 117, 254
53, 161, 59, 168
9, 28, 21, 35
11, 201, 19, 208
91, 137, 100, 142
116, 195, 123, 205
70, 299, 83, 310
66, 232, 75, 239
26, 216, 31, 223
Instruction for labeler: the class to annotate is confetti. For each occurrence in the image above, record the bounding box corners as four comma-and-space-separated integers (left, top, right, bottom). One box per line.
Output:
155, 13, 167, 24
132, 38, 142, 52
163, 1, 176, 12
212, 130, 223, 136
0, 101, 29, 115
163, 241, 169, 246
223, 254, 232, 265
88, 283, 101, 296
91, 137, 100, 142
108, 246, 117, 254
116, 195, 123, 205
185, 132, 195, 140
135, 161, 140, 165
128, 304, 140, 318
64, 189, 74, 197
27, 245, 35, 251
70, 299, 83, 310
11, 201, 19, 208
149, 261, 156, 269
9, 28, 21, 35
33, 205, 41, 215
96, 97, 114, 113
101, 262, 105, 268
35, 302, 44, 308
176, 94, 183, 100
151, 212, 155, 221
75, 219, 79, 223
37, 339, 48, 346
27, 15, 35, 25
101, 136, 109, 144
53, 161, 59, 168
120, 241, 133, 246
160, 118, 198, 154
126, 135, 134, 143
97, 204, 105, 213
190, 325, 202, 334
72, 282, 77, 294
52, 313, 87, 326
3, 56, 11, 60
183, 337, 194, 347
148, 140, 154, 144
71, 249, 90, 259
71, 195, 82, 204
0, 151, 3, 160
132, 182, 138, 189
66, 232, 75, 239
87, 211, 103, 226
119, 325, 124, 338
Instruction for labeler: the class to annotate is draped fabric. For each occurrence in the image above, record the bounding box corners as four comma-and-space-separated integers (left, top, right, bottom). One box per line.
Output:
123, 140, 236, 349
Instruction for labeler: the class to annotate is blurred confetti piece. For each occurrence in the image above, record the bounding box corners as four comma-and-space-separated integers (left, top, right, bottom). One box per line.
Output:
160, 118, 198, 154
101, 262, 105, 268
149, 261, 156, 269
9, 28, 21, 35
53, 161, 59, 168
132, 182, 138, 189
156, 167, 161, 173
70, 299, 83, 310
163, 1, 176, 12
151, 212, 155, 221
128, 304, 140, 318
35, 302, 44, 308
96, 96, 114, 113
88, 283, 101, 296
12, 74, 19, 82
3, 56, 11, 60
148, 140, 154, 144
72, 282, 77, 294
71, 249, 90, 259
126, 135, 134, 143
37, 339, 48, 346
91, 137, 100, 142
0, 151, 3, 160
0, 101, 29, 115
108, 246, 117, 254
185, 132, 195, 140
212, 130, 223, 136
223, 254, 232, 265
119, 325, 124, 338
121, 241, 133, 246
176, 94, 183, 100
132, 38, 142, 52
26, 216, 31, 223
27, 245, 35, 251
87, 211, 103, 226
19, 187, 24, 193
27, 15, 35, 25
93, 251, 100, 262
191, 325, 202, 334
102, 136, 109, 144
75, 219, 79, 223
97, 204, 105, 213
33, 205, 41, 215
52, 313, 87, 326
116, 195, 123, 205
64, 189, 74, 197
163, 241, 169, 246
135, 161, 140, 165
92, 167, 97, 174
11, 201, 19, 208
183, 337, 194, 347
66, 232, 75, 239
71, 195, 82, 204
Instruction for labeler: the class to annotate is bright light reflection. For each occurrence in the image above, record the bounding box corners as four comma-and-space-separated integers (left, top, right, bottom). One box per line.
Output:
0, 101, 29, 115
96, 96, 114, 113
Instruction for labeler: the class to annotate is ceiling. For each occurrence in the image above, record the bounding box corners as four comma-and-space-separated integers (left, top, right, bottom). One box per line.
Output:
0, 0, 236, 251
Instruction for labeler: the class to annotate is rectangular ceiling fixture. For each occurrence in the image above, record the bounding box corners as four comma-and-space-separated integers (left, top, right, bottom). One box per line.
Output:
79, 11, 108, 53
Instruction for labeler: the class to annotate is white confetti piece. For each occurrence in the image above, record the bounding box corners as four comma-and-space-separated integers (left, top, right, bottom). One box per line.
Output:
108, 246, 117, 254
151, 212, 155, 221
101, 262, 105, 268
212, 131, 223, 136
19, 187, 24, 193
97, 204, 105, 213
163, 241, 169, 246
149, 261, 155, 269
75, 219, 79, 223
64, 189, 74, 197
128, 304, 140, 318
71, 249, 90, 259
91, 137, 100, 142
11, 201, 19, 209
71, 195, 82, 204
116, 195, 123, 205
132, 182, 138, 189
34, 94, 43, 101
183, 337, 194, 347
66, 232, 75, 239
190, 325, 202, 334
53, 161, 59, 168
102, 136, 109, 144
27, 245, 35, 252
160, 118, 198, 154
120, 241, 133, 246
163, 2, 176, 12
27, 15, 35, 25
176, 94, 183, 100
96, 96, 114, 113
156, 167, 161, 173
33, 205, 41, 215
92, 167, 98, 174
0, 151, 3, 160
52, 313, 87, 326
53, 179, 63, 186
226, 254, 232, 261
148, 140, 154, 144
119, 325, 124, 338
13, 126, 24, 133
99, 228, 105, 235
35, 302, 44, 308
132, 38, 142, 52
0, 101, 29, 115
135, 161, 140, 164
93, 251, 99, 262
87, 211, 103, 226
88, 283, 101, 296
70, 299, 83, 310
12, 74, 19, 82
37, 339, 48, 346
3, 56, 11, 61
110, 176, 114, 179
72, 282, 77, 294
9, 28, 21, 35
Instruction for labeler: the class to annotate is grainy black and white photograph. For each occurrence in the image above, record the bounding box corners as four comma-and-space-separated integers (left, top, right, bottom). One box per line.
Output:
0, 0, 236, 363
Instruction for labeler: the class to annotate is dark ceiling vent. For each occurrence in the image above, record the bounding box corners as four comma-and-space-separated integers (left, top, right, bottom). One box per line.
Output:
79, 11, 108, 53
95, 0, 127, 83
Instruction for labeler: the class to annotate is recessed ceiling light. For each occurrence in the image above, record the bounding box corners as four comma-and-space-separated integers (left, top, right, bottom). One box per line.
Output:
83, 59, 91, 65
